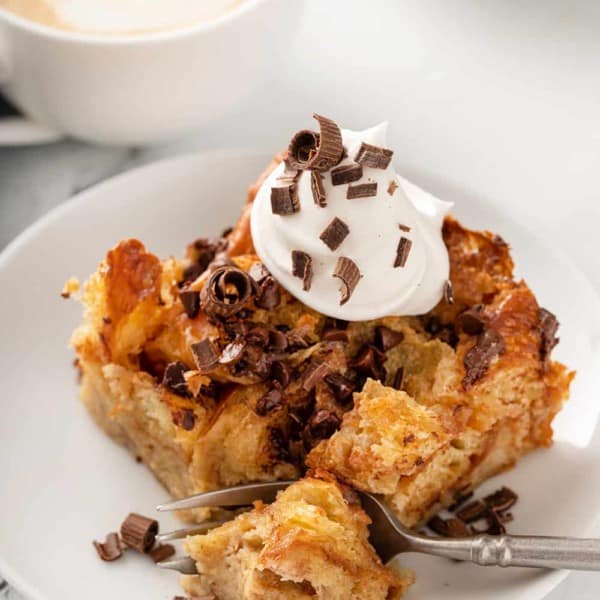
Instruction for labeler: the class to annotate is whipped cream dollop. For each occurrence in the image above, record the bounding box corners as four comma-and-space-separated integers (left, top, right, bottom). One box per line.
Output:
251, 121, 452, 321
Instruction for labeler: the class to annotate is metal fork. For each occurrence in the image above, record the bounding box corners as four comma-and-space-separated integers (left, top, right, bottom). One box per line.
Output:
155, 480, 600, 574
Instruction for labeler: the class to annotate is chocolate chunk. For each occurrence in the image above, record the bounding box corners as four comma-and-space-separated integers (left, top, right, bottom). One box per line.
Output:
270, 360, 291, 388
255, 276, 281, 309
427, 516, 469, 538
355, 142, 394, 169
162, 361, 191, 397
444, 280, 454, 304
248, 262, 270, 284
191, 339, 219, 373
352, 344, 386, 381
120, 513, 158, 553
219, 340, 246, 365
484, 486, 518, 514
322, 328, 349, 343
457, 305, 486, 335
538, 308, 559, 360
324, 372, 356, 404
388, 180, 399, 196
320, 217, 350, 251
291, 250, 313, 292
394, 236, 412, 268
149, 544, 176, 563
455, 500, 487, 523
309, 409, 341, 439
256, 389, 284, 416
347, 182, 378, 199
375, 326, 404, 352
311, 171, 327, 207
398, 224, 411, 232
392, 367, 404, 390
463, 329, 505, 388
331, 162, 363, 185
302, 362, 331, 391
200, 266, 253, 319
246, 325, 270, 347
333, 257, 361, 305
93, 532, 124, 562
180, 289, 200, 319
271, 184, 299, 215
288, 114, 344, 171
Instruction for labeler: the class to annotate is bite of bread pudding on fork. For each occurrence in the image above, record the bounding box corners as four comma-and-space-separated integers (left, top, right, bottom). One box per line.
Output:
70, 115, 573, 599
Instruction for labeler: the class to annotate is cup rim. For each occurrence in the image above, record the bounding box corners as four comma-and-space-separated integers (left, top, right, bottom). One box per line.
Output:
0, 0, 267, 45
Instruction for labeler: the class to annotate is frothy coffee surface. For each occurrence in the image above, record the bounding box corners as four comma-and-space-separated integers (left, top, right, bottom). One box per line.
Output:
0, 0, 243, 34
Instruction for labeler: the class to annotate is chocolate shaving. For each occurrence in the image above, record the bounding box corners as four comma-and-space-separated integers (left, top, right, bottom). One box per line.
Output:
398, 224, 411, 232
93, 532, 124, 562
427, 516, 469, 538
291, 250, 313, 291
246, 325, 270, 347
309, 409, 341, 439
394, 236, 412, 268
219, 340, 246, 365
200, 266, 253, 319
311, 171, 327, 207
256, 389, 284, 416
180, 409, 196, 431
463, 329, 505, 388
255, 276, 281, 309
322, 328, 349, 343
444, 280, 454, 304
392, 367, 404, 390
270, 360, 291, 387
120, 513, 158, 553
302, 362, 331, 391
179, 289, 200, 319
319, 217, 350, 251
457, 305, 486, 335
355, 142, 394, 169
324, 372, 356, 404
538, 308, 559, 360
331, 162, 363, 186
484, 486, 518, 513
333, 256, 361, 305
287, 327, 312, 349
248, 262, 270, 284
472, 510, 506, 535
287, 114, 344, 171
268, 427, 290, 461
374, 326, 404, 352
352, 344, 386, 381
149, 544, 175, 563
268, 329, 288, 351
347, 182, 378, 199
271, 184, 299, 216
162, 361, 191, 397
388, 180, 399, 196
191, 339, 219, 373
182, 238, 228, 284
455, 500, 487, 523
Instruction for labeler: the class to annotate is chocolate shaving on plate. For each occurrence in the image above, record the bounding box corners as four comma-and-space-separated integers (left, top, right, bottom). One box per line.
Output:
463, 329, 505, 389
149, 544, 176, 563
391, 367, 404, 390
444, 280, 454, 304
394, 236, 412, 268
324, 372, 356, 404
355, 142, 394, 169
291, 250, 313, 291
162, 361, 191, 397
320, 217, 350, 251
200, 265, 253, 319
484, 486, 518, 513
427, 515, 469, 538
331, 162, 363, 186
271, 183, 300, 216
387, 180, 399, 196
93, 532, 124, 562
120, 513, 158, 553
287, 114, 344, 171
333, 256, 361, 305
256, 388, 284, 416
457, 304, 486, 335
179, 289, 200, 319
398, 223, 411, 232
455, 500, 487, 523
374, 326, 404, 352
538, 307, 559, 360
347, 182, 378, 199
191, 339, 219, 373
311, 171, 327, 207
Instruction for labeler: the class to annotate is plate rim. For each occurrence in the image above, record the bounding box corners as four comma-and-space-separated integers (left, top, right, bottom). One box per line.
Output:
0, 148, 598, 600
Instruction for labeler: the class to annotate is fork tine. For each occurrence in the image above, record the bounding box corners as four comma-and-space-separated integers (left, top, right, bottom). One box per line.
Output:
157, 480, 295, 512
156, 521, 228, 543
156, 556, 198, 575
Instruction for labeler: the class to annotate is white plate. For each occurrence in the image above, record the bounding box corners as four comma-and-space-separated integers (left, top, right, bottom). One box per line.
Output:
1, 150, 600, 600
0, 117, 62, 146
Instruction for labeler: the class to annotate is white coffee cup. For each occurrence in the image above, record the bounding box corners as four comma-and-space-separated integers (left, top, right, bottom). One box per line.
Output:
0, 0, 301, 146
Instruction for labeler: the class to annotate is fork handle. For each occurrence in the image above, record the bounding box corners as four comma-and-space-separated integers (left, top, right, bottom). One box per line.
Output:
412, 534, 600, 570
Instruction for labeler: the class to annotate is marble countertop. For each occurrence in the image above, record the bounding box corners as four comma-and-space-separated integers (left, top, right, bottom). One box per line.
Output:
1, 1, 599, 598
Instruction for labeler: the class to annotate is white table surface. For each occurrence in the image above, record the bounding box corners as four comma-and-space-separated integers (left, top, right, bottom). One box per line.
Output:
1, 1, 599, 598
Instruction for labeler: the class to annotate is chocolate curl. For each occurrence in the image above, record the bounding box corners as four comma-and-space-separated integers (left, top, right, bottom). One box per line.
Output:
200, 265, 253, 319
287, 114, 344, 171
333, 257, 361, 305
